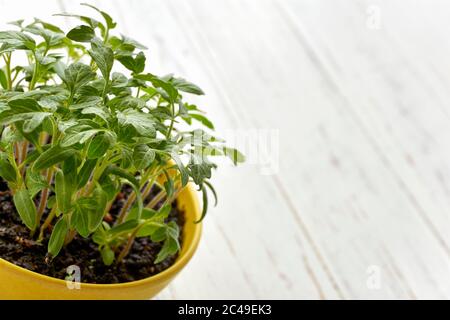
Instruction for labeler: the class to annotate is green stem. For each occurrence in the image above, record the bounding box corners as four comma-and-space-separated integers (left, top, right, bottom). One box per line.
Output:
3, 53, 12, 90
36, 167, 55, 222
84, 150, 113, 196
37, 206, 57, 242
166, 103, 175, 138
29, 52, 39, 90
116, 227, 140, 263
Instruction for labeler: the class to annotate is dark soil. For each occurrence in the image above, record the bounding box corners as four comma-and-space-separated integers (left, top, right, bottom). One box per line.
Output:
0, 180, 185, 284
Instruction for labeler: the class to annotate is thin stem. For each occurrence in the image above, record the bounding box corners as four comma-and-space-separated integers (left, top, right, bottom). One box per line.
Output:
116, 227, 140, 263
116, 192, 136, 224
84, 151, 112, 196
166, 103, 175, 138
36, 168, 54, 222
145, 189, 165, 209
3, 53, 12, 90
19, 141, 28, 176
37, 206, 57, 242
29, 52, 39, 90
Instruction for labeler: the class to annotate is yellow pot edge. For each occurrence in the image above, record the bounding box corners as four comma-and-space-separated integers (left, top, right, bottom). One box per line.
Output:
0, 182, 202, 298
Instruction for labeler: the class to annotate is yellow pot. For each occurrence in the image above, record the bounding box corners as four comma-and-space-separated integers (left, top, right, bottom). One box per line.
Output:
0, 183, 202, 300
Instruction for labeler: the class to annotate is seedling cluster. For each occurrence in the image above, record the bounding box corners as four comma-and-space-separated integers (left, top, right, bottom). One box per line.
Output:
0, 4, 242, 266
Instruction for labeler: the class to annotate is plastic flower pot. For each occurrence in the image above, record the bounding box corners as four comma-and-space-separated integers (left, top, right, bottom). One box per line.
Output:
0, 183, 202, 300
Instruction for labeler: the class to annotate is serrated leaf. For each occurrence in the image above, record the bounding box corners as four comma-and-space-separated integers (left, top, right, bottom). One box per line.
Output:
61, 62, 96, 96
155, 221, 180, 264
0, 31, 35, 50
170, 151, 189, 186
117, 109, 155, 137
133, 144, 155, 170
60, 129, 99, 147
117, 51, 145, 74
26, 169, 48, 198
88, 40, 114, 80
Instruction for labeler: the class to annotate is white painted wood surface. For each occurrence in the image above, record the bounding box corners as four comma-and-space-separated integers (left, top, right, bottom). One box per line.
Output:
1, 0, 450, 299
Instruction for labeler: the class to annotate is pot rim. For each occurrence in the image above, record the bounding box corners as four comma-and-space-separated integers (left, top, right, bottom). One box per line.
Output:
0, 183, 202, 289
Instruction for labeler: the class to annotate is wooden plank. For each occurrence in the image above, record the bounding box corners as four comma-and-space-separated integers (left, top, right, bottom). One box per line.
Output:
163, 0, 450, 298
275, 0, 450, 298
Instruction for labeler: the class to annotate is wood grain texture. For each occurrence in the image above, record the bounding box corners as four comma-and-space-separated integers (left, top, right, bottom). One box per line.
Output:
1, 0, 449, 299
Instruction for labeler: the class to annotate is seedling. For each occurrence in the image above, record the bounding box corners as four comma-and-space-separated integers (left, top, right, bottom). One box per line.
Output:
0, 3, 243, 266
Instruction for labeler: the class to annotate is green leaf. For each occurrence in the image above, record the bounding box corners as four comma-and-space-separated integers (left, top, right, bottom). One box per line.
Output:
55, 169, 73, 214
155, 221, 180, 264
81, 3, 117, 29
170, 151, 189, 186
103, 165, 143, 219
190, 113, 214, 130
134, 74, 178, 103
72, 186, 108, 237
81, 106, 109, 122
32, 145, 76, 172
117, 109, 155, 137
0, 153, 17, 183
171, 77, 204, 95
71, 199, 93, 238
87, 132, 115, 159
0, 69, 7, 89
196, 185, 208, 224
23, 112, 52, 133
117, 51, 145, 74
48, 216, 69, 257
54, 13, 104, 32
60, 129, 100, 147
133, 144, 155, 170
88, 40, 114, 80
101, 246, 115, 266
77, 159, 97, 189
0, 111, 51, 132
25, 169, 49, 198
66, 25, 95, 42
13, 188, 37, 231
25, 24, 64, 47
88, 186, 108, 231
61, 62, 96, 96
0, 31, 36, 50
188, 156, 213, 185
107, 219, 139, 237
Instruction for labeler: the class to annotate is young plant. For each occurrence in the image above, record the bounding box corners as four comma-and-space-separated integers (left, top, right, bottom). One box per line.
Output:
0, 3, 243, 266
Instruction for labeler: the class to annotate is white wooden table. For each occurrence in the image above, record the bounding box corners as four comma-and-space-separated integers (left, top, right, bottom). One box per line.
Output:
1, 0, 450, 299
